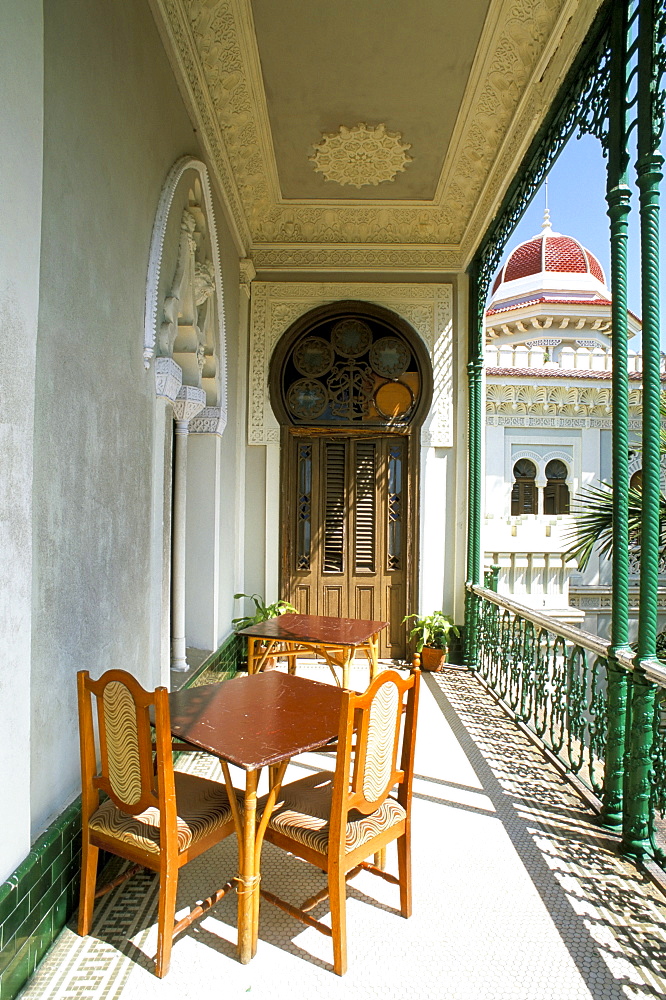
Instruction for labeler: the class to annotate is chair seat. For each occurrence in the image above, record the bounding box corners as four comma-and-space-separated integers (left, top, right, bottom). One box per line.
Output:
89, 771, 233, 855
261, 771, 406, 856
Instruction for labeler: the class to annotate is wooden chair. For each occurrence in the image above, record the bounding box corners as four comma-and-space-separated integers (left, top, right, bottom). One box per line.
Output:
76, 669, 237, 977
259, 667, 420, 975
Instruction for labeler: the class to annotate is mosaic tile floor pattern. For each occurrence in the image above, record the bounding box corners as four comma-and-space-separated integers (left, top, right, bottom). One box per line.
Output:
19, 665, 666, 1000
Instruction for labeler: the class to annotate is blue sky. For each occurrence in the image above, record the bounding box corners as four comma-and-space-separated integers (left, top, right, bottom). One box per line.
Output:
492, 132, 666, 349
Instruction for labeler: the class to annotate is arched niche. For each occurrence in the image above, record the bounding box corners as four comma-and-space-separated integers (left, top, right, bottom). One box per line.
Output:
145, 156, 227, 431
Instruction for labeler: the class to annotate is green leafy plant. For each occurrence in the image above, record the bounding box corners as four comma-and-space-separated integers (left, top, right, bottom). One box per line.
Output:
232, 592, 298, 631
402, 611, 460, 652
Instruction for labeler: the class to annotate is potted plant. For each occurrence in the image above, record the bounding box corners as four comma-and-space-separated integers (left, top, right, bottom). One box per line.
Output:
232, 592, 298, 630
403, 611, 461, 671
232, 593, 298, 670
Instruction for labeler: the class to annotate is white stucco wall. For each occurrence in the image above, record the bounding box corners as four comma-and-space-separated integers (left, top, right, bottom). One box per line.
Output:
0, 0, 43, 883
28, 0, 240, 841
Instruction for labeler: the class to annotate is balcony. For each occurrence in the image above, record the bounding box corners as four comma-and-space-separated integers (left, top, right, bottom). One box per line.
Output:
17, 647, 666, 1000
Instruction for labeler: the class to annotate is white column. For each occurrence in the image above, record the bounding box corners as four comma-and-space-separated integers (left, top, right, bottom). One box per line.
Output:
171, 385, 205, 671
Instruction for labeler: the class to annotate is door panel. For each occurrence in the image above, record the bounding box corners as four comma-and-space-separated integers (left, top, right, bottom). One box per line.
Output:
284, 434, 409, 659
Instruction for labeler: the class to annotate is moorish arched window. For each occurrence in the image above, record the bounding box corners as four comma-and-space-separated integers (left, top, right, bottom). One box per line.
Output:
511, 459, 537, 515
543, 459, 570, 515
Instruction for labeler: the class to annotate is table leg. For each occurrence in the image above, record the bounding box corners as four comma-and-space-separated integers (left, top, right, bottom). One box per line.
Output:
247, 637, 257, 675
369, 632, 380, 680
342, 647, 354, 690
237, 768, 259, 963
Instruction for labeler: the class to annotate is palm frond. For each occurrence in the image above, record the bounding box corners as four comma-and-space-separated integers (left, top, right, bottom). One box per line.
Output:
564, 482, 662, 571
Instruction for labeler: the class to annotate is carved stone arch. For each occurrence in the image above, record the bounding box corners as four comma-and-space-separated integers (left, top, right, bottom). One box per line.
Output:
144, 155, 227, 433
510, 448, 546, 481
268, 300, 434, 429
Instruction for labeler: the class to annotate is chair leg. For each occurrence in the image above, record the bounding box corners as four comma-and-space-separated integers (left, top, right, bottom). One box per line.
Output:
77, 835, 99, 937
155, 862, 178, 978
397, 829, 412, 918
328, 863, 347, 976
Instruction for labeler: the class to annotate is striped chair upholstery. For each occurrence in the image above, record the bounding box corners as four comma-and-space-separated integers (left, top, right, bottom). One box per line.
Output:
89, 771, 233, 855
265, 770, 405, 855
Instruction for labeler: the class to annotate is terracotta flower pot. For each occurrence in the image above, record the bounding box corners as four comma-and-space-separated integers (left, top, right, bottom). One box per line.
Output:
419, 646, 447, 671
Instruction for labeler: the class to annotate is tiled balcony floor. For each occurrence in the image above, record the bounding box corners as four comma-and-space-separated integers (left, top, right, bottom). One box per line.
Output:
19, 664, 666, 1000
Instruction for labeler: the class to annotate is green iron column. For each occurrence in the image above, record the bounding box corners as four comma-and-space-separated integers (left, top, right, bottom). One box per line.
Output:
602, 0, 632, 831
622, 0, 664, 858
465, 262, 484, 670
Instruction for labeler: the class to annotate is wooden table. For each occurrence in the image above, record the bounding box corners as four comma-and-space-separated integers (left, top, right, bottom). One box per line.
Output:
168, 671, 343, 964
237, 613, 389, 689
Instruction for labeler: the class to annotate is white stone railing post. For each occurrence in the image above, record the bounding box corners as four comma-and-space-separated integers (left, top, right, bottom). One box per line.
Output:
171, 385, 206, 671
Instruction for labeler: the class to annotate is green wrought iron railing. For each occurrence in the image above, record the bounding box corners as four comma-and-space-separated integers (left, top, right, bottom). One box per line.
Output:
471, 578, 666, 859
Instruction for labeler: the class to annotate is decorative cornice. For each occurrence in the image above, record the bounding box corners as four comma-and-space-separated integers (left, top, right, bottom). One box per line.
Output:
149, 0, 585, 263
155, 356, 183, 401
249, 282, 453, 447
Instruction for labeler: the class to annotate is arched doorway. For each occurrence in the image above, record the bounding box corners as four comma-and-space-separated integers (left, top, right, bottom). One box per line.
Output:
269, 302, 432, 660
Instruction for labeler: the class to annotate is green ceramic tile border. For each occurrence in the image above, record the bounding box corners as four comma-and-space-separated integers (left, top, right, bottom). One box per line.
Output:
0, 630, 241, 1000
0, 797, 81, 1000
184, 630, 243, 688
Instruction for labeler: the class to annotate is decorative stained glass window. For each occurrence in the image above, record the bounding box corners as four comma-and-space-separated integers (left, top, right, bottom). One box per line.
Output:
388, 443, 403, 570
281, 314, 422, 428
296, 442, 312, 570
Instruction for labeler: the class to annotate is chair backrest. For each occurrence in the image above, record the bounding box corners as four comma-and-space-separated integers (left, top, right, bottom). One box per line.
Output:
333, 668, 419, 821
77, 669, 176, 821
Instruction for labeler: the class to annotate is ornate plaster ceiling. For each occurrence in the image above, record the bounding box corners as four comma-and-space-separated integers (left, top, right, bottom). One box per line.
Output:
150, 0, 604, 273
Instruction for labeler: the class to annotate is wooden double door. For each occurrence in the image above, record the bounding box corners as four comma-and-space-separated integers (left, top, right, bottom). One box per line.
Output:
281, 432, 414, 660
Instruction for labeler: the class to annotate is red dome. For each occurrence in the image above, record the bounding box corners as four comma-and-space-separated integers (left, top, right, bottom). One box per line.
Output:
492, 225, 606, 293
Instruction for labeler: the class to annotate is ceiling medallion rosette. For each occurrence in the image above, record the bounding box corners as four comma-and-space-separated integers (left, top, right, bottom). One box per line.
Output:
310, 123, 412, 189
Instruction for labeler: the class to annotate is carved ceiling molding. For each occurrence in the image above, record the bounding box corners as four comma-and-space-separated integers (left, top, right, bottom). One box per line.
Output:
249, 283, 453, 447
150, 0, 581, 258
251, 247, 462, 273
459, 0, 605, 264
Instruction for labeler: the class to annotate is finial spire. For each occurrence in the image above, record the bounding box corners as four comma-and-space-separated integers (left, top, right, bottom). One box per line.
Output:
541, 177, 552, 232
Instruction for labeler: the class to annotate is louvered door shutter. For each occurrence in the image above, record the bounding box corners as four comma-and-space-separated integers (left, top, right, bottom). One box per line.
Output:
354, 441, 376, 572
323, 441, 346, 573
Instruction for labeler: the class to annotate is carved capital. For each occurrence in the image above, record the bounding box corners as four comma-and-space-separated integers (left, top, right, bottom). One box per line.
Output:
240, 257, 256, 298
189, 405, 227, 436
155, 356, 183, 401
173, 384, 206, 425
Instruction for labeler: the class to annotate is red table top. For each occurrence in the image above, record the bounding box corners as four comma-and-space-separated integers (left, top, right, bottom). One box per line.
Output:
236, 613, 388, 646
167, 671, 344, 770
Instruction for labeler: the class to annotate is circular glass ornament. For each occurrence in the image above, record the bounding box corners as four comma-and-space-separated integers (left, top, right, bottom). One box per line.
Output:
331, 318, 373, 358
287, 379, 328, 420
374, 380, 414, 419
293, 336, 334, 377
369, 336, 410, 378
